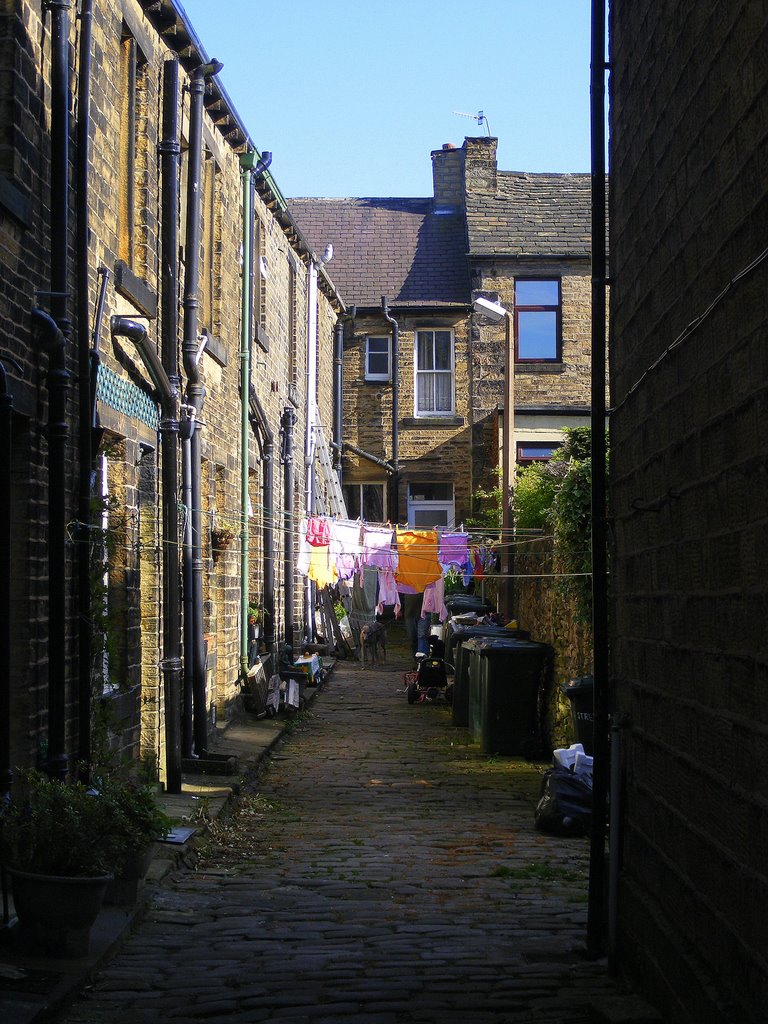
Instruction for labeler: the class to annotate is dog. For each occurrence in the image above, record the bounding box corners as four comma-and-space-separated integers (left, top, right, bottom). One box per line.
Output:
360, 620, 386, 667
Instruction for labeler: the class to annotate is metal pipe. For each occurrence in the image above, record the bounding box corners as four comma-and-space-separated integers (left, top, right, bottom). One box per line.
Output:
281, 407, 297, 652
0, 356, 21, 801
332, 305, 354, 481
182, 59, 221, 758
239, 152, 255, 680
608, 714, 626, 972
75, 0, 94, 780
587, 0, 610, 960
180, 413, 194, 758
249, 387, 275, 664
158, 57, 183, 792
381, 297, 399, 520
33, 308, 69, 781
304, 263, 319, 642
338, 441, 394, 473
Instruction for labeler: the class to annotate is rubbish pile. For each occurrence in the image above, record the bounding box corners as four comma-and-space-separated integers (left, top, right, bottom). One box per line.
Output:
535, 742, 593, 836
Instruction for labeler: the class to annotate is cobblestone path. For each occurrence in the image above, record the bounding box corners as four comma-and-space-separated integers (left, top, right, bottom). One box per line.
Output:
57, 636, 640, 1024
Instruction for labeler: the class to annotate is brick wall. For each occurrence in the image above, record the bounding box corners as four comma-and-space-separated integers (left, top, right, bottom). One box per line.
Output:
1, 0, 341, 777
342, 310, 474, 524
610, 2, 768, 1020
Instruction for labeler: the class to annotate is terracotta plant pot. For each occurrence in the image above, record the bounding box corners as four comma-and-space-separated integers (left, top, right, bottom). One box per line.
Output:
9, 867, 113, 958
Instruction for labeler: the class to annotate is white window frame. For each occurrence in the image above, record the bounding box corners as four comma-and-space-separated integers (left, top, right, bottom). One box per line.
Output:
414, 328, 455, 417
407, 483, 455, 529
365, 335, 391, 381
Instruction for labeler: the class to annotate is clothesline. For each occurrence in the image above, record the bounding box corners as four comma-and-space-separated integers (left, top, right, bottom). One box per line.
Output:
298, 513, 498, 621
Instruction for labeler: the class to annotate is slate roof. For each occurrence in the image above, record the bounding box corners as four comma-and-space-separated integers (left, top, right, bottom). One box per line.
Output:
287, 198, 470, 309
466, 172, 593, 258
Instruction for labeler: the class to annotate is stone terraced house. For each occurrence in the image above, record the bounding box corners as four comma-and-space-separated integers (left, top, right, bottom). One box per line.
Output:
289, 137, 598, 532
0, 0, 343, 790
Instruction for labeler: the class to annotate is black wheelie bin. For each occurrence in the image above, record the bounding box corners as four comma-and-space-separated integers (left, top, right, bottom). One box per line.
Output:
465, 637, 553, 756
449, 623, 530, 726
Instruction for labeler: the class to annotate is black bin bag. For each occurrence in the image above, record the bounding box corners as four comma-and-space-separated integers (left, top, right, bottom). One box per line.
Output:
534, 768, 593, 836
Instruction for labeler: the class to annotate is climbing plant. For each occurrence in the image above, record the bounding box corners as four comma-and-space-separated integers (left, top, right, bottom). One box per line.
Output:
512, 427, 607, 625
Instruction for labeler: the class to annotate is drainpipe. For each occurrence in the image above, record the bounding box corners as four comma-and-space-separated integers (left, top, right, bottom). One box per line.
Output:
75, 0, 94, 779
239, 153, 254, 680
281, 407, 297, 652
0, 355, 21, 801
249, 387, 276, 664
32, 309, 69, 781
381, 297, 399, 520
155, 57, 183, 793
304, 262, 319, 642
587, 0, 610, 961
240, 151, 272, 678
182, 59, 222, 758
332, 305, 355, 483
180, 409, 194, 758
36, 0, 71, 782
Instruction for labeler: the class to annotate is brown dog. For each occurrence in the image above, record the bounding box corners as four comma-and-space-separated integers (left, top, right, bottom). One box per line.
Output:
360, 620, 386, 667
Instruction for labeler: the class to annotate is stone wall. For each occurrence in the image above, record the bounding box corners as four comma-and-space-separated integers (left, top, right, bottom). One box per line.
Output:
0, 0, 341, 777
514, 536, 593, 752
610, 2, 768, 1020
342, 310, 474, 524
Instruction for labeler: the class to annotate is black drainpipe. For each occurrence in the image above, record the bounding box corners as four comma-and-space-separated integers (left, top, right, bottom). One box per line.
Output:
381, 297, 399, 520
37, 0, 72, 783
156, 57, 183, 793
333, 305, 355, 482
0, 355, 21, 801
281, 407, 297, 652
182, 59, 222, 758
249, 387, 276, 665
587, 0, 610, 961
75, 0, 94, 779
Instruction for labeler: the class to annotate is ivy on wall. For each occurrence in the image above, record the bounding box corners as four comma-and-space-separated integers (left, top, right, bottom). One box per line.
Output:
513, 427, 606, 625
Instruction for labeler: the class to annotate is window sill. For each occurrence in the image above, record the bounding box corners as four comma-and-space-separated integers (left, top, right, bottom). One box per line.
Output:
364, 376, 391, 384
515, 362, 564, 374
202, 331, 227, 368
114, 260, 158, 319
401, 416, 464, 428
0, 176, 31, 227
255, 323, 270, 352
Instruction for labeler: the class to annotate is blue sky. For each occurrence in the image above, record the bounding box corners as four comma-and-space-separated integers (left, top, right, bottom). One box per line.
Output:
177, 0, 593, 199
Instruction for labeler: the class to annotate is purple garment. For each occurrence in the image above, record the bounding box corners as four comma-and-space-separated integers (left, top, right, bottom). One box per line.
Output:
438, 531, 470, 572
362, 525, 398, 572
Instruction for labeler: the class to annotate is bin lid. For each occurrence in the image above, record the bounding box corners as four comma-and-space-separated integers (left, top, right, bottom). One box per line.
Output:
473, 637, 550, 654
561, 674, 594, 693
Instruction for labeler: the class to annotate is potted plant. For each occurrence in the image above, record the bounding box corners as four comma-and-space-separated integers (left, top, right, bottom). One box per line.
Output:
0, 768, 172, 951
0, 769, 125, 956
210, 514, 237, 553
92, 771, 172, 906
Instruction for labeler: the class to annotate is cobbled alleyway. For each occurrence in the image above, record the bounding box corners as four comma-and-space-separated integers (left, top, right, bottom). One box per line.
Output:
56, 627, 655, 1024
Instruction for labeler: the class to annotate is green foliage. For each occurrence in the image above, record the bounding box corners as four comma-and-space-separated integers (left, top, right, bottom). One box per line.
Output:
443, 567, 465, 595
512, 428, 607, 625
0, 770, 126, 876
513, 461, 560, 530
466, 467, 503, 531
552, 458, 594, 624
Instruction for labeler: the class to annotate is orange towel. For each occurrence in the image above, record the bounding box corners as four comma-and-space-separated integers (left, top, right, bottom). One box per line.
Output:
394, 529, 442, 591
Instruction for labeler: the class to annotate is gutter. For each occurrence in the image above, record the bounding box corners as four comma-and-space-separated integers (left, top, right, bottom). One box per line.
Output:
587, 0, 611, 961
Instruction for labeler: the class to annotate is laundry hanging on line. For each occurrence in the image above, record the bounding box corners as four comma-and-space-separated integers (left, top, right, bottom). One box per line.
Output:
297, 514, 497, 616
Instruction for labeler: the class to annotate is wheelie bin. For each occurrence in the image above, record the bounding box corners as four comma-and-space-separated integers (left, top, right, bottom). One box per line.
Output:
560, 675, 594, 754
466, 637, 553, 756
448, 623, 530, 726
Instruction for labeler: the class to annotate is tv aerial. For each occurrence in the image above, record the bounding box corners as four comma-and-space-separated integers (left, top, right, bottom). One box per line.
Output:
453, 109, 491, 136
